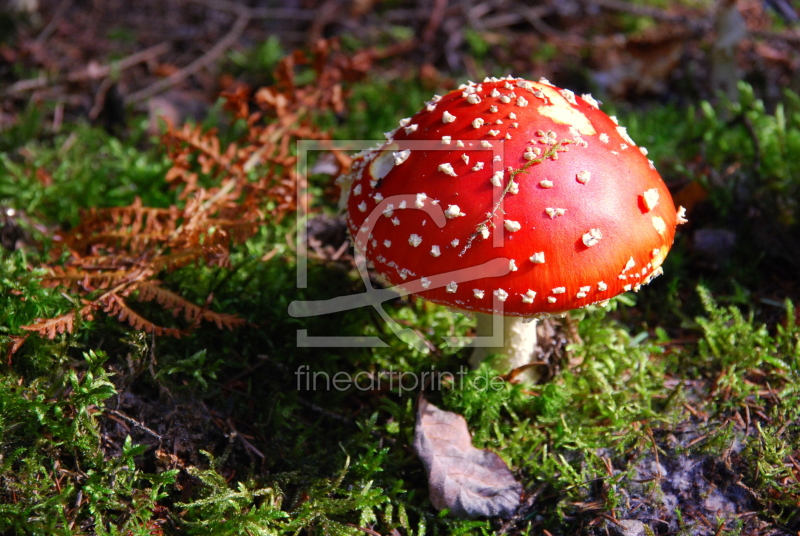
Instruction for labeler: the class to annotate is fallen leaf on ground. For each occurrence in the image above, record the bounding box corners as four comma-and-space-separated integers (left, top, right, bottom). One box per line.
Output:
413, 395, 522, 518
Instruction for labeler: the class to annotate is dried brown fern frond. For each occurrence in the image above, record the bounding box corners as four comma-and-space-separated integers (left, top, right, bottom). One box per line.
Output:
66, 198, 179, 254
100, 293, 183, 338
16, 38, 370, 350
21, 310, 81, 339
21, 304, 94, 340
43, 267, 139, 292
133, 281, 245, 330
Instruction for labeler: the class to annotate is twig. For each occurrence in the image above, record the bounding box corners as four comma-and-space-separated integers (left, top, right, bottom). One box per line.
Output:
88, 77, 114, 121
584, 0, 697, 23
125, 16, 248, 104
479, 12, 526, 29
5, 334, 29, 365
4, 42, 170, 96
751, 29, 800, 46
458, 140, 566, 257
296, 396, 355, 425
520, 7, 580, 42
646, 427, 663, 481
344, 524, 382, 536
384, 8, 440, 23
598, 513, 625, 528
4, 75, 48, 95
422, 0, 449, 44
35, 0, 73, 44
67, 43, 171, 82
480, 5, 555, 30
106, 408, 163, 441
497, 484, 546, 534
226, 417, 265, 460
187, 0, 316, 21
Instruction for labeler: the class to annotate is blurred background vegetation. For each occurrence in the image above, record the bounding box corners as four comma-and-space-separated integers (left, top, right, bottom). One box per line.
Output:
1, 0, 800, 534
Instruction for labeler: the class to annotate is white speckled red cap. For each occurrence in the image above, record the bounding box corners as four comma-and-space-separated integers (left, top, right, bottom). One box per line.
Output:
339, 77, 684, 317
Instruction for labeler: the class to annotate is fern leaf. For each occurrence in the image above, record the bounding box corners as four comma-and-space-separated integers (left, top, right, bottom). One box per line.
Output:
133, 281, 244, 330
21, 39, 362, 345
201, 310, 247, 330
5, 334, 29, 363
133, 281, 202, 320
101, 293, 182, 338
151, 246, 205, 272
42, 268, 138, 291
20, 311, 78, 339
66, 201, 178, 254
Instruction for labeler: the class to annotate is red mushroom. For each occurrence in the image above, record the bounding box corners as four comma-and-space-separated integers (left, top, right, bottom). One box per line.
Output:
338, 77, 686, 380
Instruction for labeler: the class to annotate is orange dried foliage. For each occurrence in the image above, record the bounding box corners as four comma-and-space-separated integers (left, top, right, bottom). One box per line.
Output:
19, 39, 369, 347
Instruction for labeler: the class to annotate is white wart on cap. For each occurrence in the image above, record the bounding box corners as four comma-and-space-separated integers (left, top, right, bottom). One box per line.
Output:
340, 77, 683, 316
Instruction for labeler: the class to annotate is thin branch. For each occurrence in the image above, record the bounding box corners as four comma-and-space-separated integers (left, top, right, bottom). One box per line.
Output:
520, 7, 581, 42
35, 0, 74, 44
4, 42, 170, 96
497, 484, 546, 534
422, 0, 449, 44
295, 395, 355, 425
480, 7, 554, 31
66, 43, 171, 82
226, 417, 265, 460
751, 29, 800, 45
459, 140, 566, 257
126, 0, 423, 105
106, 409, 163, 441
187, 0, 316, 21
125, 15, 249, 104
585, 0, 696, 23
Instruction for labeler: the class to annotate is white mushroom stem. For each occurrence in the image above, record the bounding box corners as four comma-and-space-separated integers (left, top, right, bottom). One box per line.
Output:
469, 313, 540, 382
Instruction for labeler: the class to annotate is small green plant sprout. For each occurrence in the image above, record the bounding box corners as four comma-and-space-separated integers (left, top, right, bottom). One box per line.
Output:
338, 76, 687, 381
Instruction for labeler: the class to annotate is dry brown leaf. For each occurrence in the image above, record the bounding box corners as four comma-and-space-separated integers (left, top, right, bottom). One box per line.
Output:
413, 395, 522, 519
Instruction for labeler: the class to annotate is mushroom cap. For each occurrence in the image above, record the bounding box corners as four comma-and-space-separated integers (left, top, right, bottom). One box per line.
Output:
340, 77, 681, 317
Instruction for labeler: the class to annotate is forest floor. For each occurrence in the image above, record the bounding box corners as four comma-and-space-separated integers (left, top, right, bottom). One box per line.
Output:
2, 0, 800, 535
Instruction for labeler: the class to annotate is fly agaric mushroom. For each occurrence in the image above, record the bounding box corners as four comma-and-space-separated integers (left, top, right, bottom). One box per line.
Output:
338, 77, 685, 380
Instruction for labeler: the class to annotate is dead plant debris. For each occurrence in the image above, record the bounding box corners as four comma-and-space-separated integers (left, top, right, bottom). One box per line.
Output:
16, 39, 368, 352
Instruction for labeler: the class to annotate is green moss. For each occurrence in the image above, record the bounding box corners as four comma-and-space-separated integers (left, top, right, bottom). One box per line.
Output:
0, 120, 171, 228
2, 62, 800, 534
